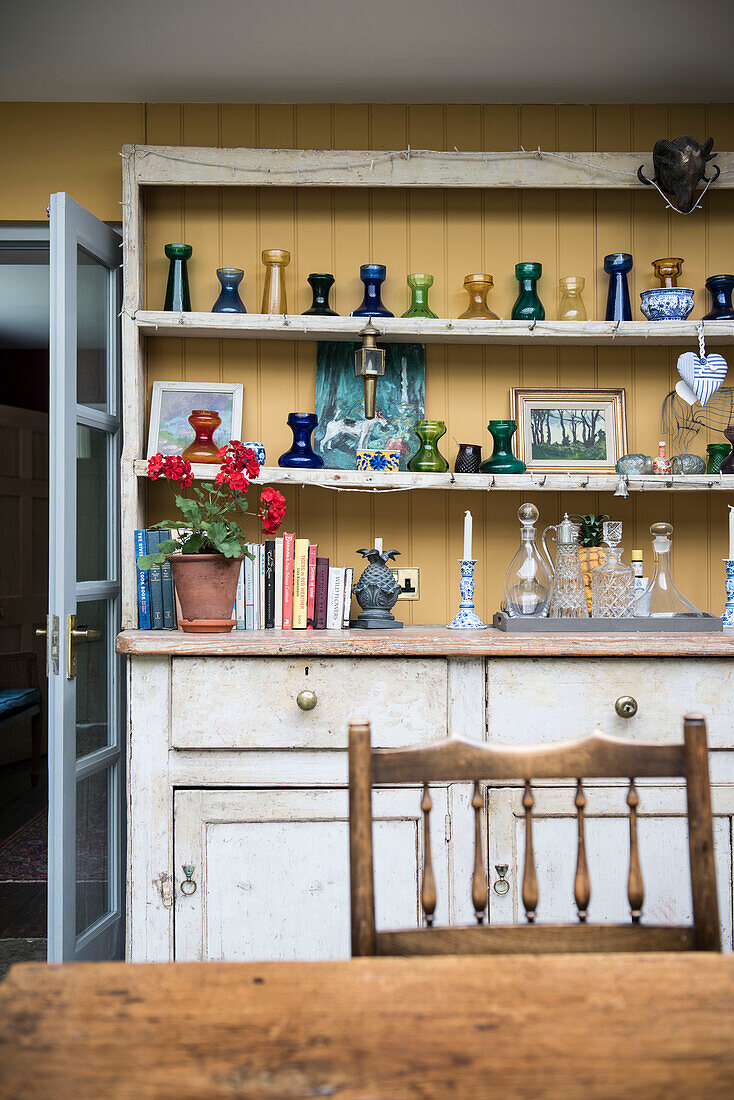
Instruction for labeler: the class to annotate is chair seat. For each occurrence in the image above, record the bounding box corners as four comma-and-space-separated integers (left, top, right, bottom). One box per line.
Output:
0, 687, 41, 723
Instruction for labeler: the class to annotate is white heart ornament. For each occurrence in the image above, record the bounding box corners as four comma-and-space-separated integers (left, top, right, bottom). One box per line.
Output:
676, 351, 728, 407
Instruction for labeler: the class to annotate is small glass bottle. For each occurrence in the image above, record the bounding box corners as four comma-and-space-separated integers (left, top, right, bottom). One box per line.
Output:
504, 503, 553, 617
706, 442, 732, 473
212, 267, 246, 313
558, 276, 587, 321
261, 249, 290, 313
630, 549, 647, 599
303, 273, 337, 316
407, 420, 449, 472
163, 243, 192, 311
591, 521, 635, 618
633, 522, 703, 617
653, 441, 672, 475
459, 274, 498, 320
512, 262, 545, 321
403, 273, 438, 318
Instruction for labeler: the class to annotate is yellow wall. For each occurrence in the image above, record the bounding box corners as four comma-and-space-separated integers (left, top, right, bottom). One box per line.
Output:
2, 103, 733, 622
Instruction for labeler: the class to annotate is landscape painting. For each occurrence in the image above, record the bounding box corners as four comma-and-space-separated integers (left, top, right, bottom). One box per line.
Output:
530, 408, 607, 462
512, 388, 627, 473
314, 342, 425, 469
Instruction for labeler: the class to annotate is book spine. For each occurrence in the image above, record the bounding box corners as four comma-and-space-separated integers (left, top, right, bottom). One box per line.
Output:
264, 540, 276, 628
251, 544, 260, 630
293, 538, 309, 629
235, 558, 246, 629
282, 533, 295, 629
259, 544, 265, 628
274, 537, 284, 629
244, 546, 255, 630
147, 530, 164, 630
134, 530, 151, 629
158, 529, 175, 630
306, 544, 318, 629
314, 557, 329, 629
342, 567, 354, 629
326, 566, 345, 630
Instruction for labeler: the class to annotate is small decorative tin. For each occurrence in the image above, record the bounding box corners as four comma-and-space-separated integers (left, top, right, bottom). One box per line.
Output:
356, 448, 401, 472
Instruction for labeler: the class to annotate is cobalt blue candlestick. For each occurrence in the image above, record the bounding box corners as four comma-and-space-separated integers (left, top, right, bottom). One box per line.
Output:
604, 253, 633, 321
703, 274, 734, 321
278, 413, 324, 469
353, 264, 394, 317
212, 267, 246, 313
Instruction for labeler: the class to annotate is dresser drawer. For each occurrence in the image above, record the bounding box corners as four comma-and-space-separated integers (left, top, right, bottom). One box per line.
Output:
171, 656, 447, 749
486, 657, 734, 749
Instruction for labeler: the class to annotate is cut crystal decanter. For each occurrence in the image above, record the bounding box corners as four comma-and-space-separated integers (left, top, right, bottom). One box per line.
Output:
542, 513, 589, 618
591, 521, 635, 618
633, 522, 703, 617
504, 503, 553, 617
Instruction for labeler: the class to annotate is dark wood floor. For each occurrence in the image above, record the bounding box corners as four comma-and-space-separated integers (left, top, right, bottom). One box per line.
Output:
0, 757, 47, 976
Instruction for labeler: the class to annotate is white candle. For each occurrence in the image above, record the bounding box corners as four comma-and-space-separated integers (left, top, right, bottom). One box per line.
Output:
729, 506, 734, 561
463, 510, 473, 562
374, 537, 383, 553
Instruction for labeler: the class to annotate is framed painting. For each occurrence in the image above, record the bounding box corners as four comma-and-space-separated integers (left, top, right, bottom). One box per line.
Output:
146, 381, 243, 458
511, 388, 627, 473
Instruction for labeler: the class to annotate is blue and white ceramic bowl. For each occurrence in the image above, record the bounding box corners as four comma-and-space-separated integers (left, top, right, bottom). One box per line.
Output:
242, 441, 266, 465
640, 287, 695, 321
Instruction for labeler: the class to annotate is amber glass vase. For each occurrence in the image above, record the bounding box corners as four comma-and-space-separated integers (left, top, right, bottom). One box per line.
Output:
459, 274, 497, 319
182, 410, 222, 463
261, 249, 290, 313
558, 276, 587, 321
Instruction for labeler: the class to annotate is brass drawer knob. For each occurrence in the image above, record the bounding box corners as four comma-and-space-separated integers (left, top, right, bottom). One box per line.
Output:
297, 690, 317, 711
615, 695, 638, 719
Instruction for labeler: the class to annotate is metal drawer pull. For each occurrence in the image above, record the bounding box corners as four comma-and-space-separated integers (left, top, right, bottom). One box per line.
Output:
615, 695, 638, 719
180, 864, 197, 895
297, 690, 317, 711
493, 864, 510, 895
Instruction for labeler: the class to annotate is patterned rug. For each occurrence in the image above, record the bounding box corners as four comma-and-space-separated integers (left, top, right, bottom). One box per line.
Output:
0, 809, 47, 882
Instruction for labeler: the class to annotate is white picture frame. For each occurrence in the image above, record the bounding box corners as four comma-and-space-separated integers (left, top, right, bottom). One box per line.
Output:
146, 381, 244, 458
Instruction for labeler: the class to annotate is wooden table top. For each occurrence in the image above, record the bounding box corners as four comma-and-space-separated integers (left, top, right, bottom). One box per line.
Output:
2, 955, 733, 1099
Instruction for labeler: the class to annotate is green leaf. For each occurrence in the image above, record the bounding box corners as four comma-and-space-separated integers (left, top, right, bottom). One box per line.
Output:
181, 531, 206, 554
176, 497, 203, 525
156, 539, 180, 555
136, 552, 166, 570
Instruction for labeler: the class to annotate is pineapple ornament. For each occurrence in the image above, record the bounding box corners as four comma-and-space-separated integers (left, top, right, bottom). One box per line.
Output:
351, 547, 404, 629
572, 513, 609, 615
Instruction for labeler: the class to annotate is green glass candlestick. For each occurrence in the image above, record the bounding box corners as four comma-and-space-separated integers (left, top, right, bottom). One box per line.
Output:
480, 420, 526, 473
511, 261, 545, 321
403, 273, 438, 318
164, 243, 192, 312
303, 273, 338, 316
407, 420, 449, 472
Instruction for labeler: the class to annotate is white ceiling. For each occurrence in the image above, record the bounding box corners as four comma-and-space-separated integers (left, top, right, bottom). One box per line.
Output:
1, 0, 733, 103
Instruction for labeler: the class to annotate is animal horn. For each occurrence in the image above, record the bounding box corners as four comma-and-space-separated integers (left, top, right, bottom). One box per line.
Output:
703, 163, 721, 183
637, 164, 654, 186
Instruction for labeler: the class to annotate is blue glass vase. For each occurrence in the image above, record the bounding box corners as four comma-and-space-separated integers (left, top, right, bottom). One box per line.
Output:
278, 413, 324, 469
353, 264, 393, 317
604, 253, 633, 321
212, 267, 246, 313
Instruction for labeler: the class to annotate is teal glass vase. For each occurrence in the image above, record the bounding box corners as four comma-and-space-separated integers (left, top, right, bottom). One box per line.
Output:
403, 273, 437, 318
511, 262, 545, 321
164, 243, 192, 312
480, 420, 526, 473
407, 420, 449, 472
303, 273, 338, 316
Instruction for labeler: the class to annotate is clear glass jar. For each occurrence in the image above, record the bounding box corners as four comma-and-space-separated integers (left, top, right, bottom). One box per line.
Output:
590, 521, 634, 618
504, 503, 553, 617
633, 522, 703, 617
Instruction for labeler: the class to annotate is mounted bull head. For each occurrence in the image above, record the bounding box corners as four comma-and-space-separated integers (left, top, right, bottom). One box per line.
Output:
637, 136, 719, 213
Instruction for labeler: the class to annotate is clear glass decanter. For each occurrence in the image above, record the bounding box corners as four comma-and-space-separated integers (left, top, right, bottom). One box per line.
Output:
542, 513, 589, 618
504, 503, 553, 617
633, 522, 703, 617
591, 521, 635, 618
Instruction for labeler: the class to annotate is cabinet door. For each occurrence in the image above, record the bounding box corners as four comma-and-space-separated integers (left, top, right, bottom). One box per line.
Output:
487, 784, 733, 950
174, 787, 451, 961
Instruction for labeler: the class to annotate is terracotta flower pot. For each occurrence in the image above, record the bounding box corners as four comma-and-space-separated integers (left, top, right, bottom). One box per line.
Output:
167, 554, 243, 633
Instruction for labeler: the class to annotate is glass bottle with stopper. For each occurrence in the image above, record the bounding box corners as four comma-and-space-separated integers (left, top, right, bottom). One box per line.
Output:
542, 513, 589, 618
504, 503, 553, 617
591, 521, 635, 618
633, 522, 703, 617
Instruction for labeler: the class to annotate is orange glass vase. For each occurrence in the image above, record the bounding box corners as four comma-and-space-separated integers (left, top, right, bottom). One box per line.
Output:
182, 409, 221, 463
261, 248, 290, 313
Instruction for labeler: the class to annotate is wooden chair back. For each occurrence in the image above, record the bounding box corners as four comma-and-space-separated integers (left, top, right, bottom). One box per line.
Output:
349, 716, 720, 956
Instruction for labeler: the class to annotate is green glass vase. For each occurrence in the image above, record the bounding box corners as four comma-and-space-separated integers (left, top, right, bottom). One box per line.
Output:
706, 442, 731, 473
403, 273, 437, 318
480, 420, 526, 473
407, 420, 449, 472
164, 243, 192, 312
511, 261, 544, 321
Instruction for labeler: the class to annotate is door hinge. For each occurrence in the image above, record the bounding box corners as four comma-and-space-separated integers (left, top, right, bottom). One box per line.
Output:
444, 813, 452, 842
160, 876, 174, 908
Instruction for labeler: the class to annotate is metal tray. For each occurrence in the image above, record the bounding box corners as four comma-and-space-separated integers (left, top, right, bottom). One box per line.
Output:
493, 611, 723, 633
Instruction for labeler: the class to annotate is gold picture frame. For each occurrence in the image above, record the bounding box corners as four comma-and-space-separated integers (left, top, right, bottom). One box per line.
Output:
511, 388, 628, 473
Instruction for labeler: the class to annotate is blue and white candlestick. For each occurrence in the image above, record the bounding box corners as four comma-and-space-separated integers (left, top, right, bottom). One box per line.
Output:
723, 559, 734, 628
447, 559, 488, 629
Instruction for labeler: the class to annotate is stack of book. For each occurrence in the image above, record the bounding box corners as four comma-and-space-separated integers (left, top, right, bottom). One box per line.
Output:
236, 536, 354, 630
134, 529, 177, 630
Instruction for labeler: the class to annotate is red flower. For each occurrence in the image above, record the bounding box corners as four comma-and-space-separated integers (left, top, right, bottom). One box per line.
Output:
147, 453, 193, 487
259, 487, 286, 534
148, 453, 165, 480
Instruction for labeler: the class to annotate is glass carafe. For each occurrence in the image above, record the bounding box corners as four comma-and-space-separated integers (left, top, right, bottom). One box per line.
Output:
558, 276, 587, 321
591, 521, 635, 618
542, 513, 589, 618
459, 274, 498, 320
633, 522, 703, 617
403, 273, 438, 318
504, 503, 553, 617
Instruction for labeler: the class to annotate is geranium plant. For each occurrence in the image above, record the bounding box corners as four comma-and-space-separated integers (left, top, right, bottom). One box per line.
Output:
137, 441, 286, 569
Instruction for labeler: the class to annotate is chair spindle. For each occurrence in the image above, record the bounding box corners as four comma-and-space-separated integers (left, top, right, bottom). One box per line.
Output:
522, 780, 538, 923
627, 779, 644, 923
574, 779, 590, 922
421, 783, 437, 927
471, 781, 488, 923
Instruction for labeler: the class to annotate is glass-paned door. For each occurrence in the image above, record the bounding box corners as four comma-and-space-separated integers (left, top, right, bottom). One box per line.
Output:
47, 193, 123, 961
